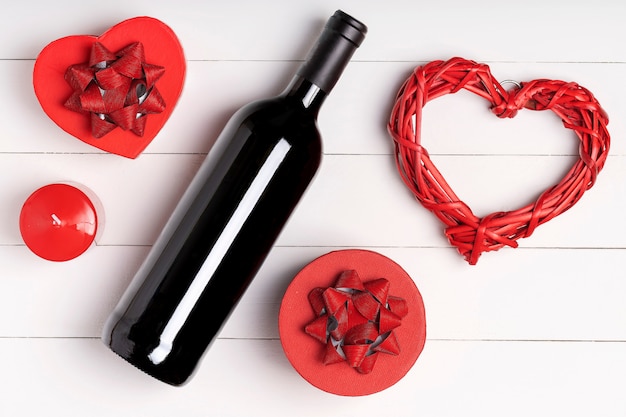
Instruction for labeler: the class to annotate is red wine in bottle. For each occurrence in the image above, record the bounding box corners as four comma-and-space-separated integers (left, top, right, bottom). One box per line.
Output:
102, 10, 367, 386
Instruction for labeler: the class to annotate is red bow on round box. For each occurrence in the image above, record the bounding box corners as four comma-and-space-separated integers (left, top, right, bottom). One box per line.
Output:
304, 269, 409, 374
279, 249, 426, 396
33, 17, 186, 159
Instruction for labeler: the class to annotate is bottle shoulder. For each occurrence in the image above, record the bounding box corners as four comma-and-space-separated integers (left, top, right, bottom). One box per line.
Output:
234, 95, 314, 119
227, 96, 321, 141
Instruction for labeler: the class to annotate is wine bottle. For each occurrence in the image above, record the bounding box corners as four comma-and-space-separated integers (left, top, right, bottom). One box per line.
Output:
102, 10, 367, 386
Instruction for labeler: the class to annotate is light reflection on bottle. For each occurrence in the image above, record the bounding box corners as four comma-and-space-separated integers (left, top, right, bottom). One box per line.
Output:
147, 138, 292, 365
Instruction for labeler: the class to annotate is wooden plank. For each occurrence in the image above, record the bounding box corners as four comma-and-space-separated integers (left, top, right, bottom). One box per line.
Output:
3, 61, 624, 156
2, 0, 625, 63
0, 153, 203, 246
0, 246, 148, 338
2, 154, 623, 247
226, 246, 626, 342
1, 246, 624, 342
280, 154, 625, 248
0, 338, 623, 416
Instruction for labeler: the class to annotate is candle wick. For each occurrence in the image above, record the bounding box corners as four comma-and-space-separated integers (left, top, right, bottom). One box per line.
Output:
51, 213, 62, 226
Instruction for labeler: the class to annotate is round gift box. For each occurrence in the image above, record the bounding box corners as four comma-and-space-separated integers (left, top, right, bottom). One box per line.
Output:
19, 183, 103, 261
278, 249, 426, 396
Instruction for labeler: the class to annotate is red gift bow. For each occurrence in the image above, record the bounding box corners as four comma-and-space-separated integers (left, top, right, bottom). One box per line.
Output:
305, 270, 408, 374
64, 41, 166, 138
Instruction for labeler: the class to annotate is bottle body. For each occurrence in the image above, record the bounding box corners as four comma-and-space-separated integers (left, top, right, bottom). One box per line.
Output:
102, 10, 367, 386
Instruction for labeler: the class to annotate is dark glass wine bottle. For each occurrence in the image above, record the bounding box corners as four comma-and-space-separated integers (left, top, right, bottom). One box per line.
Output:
102, 10, 367, 386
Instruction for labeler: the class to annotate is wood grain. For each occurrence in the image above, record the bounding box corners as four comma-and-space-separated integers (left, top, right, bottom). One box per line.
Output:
0, 0, 624, 414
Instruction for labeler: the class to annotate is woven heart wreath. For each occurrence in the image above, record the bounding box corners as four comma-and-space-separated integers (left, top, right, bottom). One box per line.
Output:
388, 57, 610, 265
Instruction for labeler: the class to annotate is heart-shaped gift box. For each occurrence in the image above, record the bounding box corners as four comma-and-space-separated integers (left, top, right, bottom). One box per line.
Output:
33, 16, 186, 158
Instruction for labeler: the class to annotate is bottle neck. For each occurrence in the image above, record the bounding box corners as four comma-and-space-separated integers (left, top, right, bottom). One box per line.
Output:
284, 76, 327, 115
286, 10, 366, 112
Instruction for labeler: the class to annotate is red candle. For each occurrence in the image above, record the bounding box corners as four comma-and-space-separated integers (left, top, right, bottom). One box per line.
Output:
19, 183, 100, 261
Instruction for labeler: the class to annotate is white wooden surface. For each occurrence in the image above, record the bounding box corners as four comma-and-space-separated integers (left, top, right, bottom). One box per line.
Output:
1, 0, 625, 415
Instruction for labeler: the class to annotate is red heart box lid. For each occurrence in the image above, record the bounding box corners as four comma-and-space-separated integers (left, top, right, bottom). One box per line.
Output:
33, 16, 186, 159
278, 249, 427, 396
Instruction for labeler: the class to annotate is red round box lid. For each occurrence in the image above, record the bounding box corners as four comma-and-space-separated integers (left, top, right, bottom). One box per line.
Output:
278, 249, 426, 396
19, 183, 99, 261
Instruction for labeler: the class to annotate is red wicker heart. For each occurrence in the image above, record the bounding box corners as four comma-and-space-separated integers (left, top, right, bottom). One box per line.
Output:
33, 17, 185, 158
388, 57, 610, 265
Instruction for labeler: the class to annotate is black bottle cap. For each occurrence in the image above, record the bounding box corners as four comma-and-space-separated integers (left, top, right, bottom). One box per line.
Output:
297, 10, 368, 93
327, 10, 367, 47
